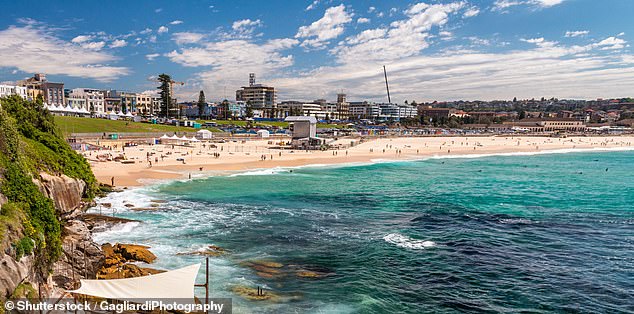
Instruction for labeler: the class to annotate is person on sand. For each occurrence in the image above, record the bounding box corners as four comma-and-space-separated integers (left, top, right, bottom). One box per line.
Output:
111, 176, 115, 187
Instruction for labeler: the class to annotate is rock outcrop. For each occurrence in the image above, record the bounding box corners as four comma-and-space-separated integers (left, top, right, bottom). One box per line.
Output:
96, 243, 162, 279
34, 173, 87, 219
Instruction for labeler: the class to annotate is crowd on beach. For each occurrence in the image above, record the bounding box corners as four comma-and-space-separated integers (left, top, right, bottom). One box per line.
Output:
82, 135, 634, 187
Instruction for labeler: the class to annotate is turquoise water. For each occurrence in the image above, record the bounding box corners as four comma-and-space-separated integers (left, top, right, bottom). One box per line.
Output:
93, 150, 634, 313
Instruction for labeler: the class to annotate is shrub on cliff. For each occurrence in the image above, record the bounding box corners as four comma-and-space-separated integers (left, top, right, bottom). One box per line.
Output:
0, 95, 97, 270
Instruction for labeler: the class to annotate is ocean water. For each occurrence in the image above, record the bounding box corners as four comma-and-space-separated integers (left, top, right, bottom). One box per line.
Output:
91, 150, 634, 313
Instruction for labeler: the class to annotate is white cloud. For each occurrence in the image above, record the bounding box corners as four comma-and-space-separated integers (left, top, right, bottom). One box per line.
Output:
463, 7, 480, 17
157, 26, 169, 34
468, 36, 491, 46
71, 35, 93, 43
0, 25, 129, 82
140, 28, 152, 34
296, 4, 353, 49
170, 20, 184, 25
565, 30, 589, 38
332, 2, 466, 63
493, 0, 565, 11
305, 0, 319, 11
532, 0, 564, 7
594, 37, 626, 50
146, 53, 160, 61
154, 8, 163, 13
368, 7, 376, 13
357, 17, 371, 24
229, 19, 263, 38
166, 36, 299, 100
109, 39, 127, 48
172, 32, 206, 45
81, 41, 106, 50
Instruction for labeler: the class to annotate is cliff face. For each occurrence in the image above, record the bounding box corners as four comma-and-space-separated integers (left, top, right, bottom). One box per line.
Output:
34, 172, 87, 219
0, 174, 102, 299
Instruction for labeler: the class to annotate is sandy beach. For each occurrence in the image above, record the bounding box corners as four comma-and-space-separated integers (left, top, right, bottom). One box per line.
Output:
84, 135, 634, 187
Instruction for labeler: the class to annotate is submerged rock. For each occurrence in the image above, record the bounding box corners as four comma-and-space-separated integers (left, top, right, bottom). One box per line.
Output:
250, 260, 283, 268
176, 245, 227, 257
231, 286, 280, 302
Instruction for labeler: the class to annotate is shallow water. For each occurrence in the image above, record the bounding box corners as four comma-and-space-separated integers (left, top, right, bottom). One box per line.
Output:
92, 150, 634, 313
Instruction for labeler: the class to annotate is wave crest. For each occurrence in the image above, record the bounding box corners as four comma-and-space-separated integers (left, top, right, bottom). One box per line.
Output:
383, 233, 435, 250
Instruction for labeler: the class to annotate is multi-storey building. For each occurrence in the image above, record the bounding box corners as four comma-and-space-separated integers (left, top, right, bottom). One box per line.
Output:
235, 73, 277, 118
336, 93, 349, 120
68, 88, 105, 113
278, 101, 327, 119
120, 92, 137, 114
0, 85, 27, 99
136, 93, 155, 116
349, 101, 380, 120
18, 74, 64, 105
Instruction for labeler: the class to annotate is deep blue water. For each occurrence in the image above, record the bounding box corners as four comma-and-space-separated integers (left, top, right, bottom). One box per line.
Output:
93, 150, 634, 313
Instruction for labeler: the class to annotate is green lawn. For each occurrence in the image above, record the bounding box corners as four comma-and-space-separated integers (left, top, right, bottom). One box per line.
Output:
54, 116, 218, 134
54, 116, 348, 135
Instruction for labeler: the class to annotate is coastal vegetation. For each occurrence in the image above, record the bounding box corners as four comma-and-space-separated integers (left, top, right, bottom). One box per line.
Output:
0, 95, 96, 272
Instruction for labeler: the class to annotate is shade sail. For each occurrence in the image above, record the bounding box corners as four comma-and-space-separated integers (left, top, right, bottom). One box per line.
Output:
67, 264, 200, 302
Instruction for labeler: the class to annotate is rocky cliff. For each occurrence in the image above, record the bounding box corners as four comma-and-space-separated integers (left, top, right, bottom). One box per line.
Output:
0, 95, 101, 301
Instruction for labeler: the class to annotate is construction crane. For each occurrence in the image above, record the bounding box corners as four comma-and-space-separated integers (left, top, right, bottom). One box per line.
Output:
147, 76, 184, 94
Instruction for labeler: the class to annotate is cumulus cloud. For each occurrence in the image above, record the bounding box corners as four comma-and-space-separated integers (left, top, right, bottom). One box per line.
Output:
166, 37, 298, 100
71, 35, 93, 43
172, 32, 205, 45
170, 20, 184, 25
157, 26, 169, 34
463, 7, 480, 17
110, 39, 127, 48
295, 4, 353, 49
81, 41, 106, 50
332, 2, 466, 63
0, 25, 129, 82
565, 30, 589, 38
357, 17, 371, 24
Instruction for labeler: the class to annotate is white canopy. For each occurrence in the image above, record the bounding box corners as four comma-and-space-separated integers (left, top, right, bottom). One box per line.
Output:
125, 111, 134, 117
160, 134, 170, 139
170, 134, 180, 140
190, 136, 200, 142
180, 135, 189, 140
67, 264, 200, 302
109, 110, 117, 115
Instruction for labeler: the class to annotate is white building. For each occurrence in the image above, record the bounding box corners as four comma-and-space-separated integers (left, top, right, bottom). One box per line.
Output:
67, 97, 87, 111
0, 84, 28, 100
349, 102, 380, 120
279, 101, 327, 119
69, 88, 105, 114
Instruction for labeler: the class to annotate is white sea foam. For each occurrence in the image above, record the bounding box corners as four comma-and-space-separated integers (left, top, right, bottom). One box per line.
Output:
423, 146, 634, 160
92, 222, 140, 244
383, 233, 435, 250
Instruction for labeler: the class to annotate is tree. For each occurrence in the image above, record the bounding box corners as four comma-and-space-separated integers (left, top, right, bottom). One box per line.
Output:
513, 97, 517, 103
245, 100, 254, 118
222, 99, 232, 120
197, 90, 206, 119
519, 110, 526, 120
158, 74, 172, 118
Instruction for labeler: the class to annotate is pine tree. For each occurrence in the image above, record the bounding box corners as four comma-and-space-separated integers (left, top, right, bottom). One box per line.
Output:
197, 90, 206, 119
158, 74, 172, 118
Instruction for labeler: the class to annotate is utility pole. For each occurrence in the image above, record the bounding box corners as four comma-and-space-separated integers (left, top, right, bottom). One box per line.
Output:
383, 65, 391, 104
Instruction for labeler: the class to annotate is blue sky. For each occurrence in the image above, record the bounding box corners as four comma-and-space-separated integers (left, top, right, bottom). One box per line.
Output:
1, 0, 633, 103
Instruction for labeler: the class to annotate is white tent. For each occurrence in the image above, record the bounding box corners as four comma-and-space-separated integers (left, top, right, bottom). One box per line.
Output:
68, 264, 200, 303
117, 110, 124, 116
160, 134, 170, 139
125, 111, 134, 117
196, 129, 213, 139
170, 134, 180, 140
257, 129, 270, 138
190, 136, 200, 142
180, 135, 189, 141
